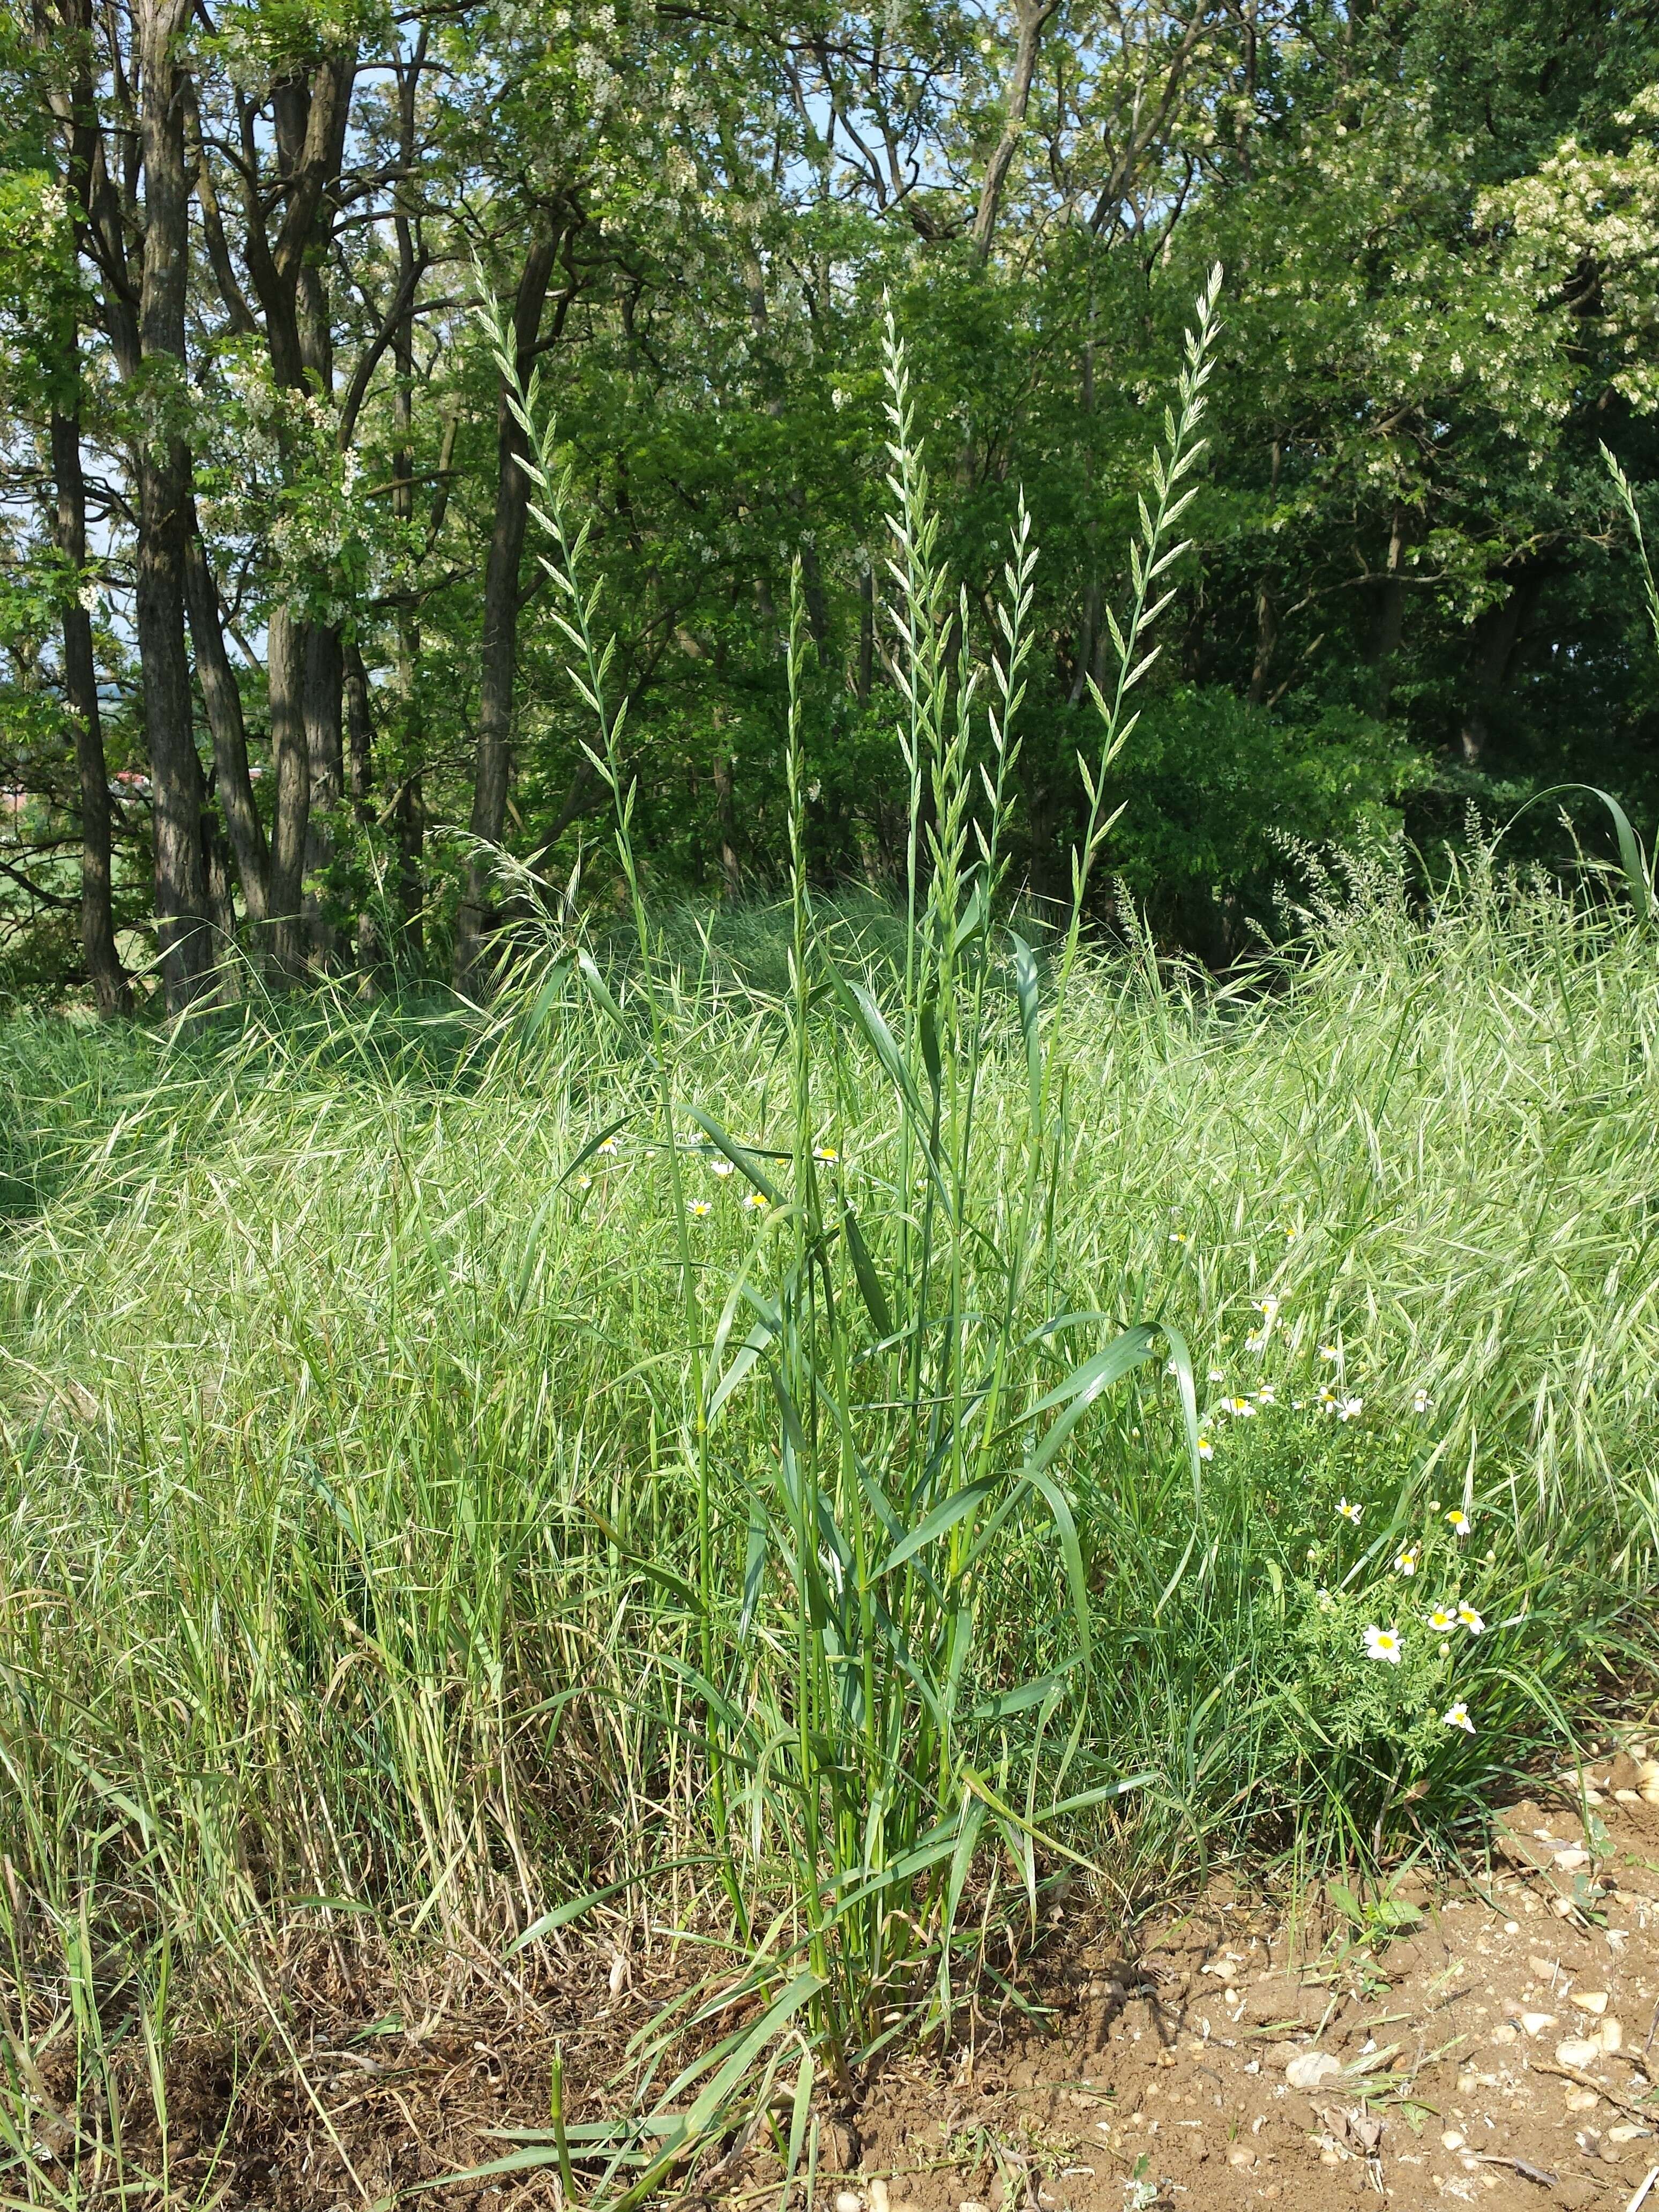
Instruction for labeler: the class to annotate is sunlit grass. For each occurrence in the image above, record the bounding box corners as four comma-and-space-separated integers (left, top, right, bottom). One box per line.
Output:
3, 310, 1658, 2198
4, 859, 1656, 1955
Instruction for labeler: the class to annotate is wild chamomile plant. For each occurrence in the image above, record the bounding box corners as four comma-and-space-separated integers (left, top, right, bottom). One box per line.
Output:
1166, 1307, 1639, 1860
476, 273, 1222, 2091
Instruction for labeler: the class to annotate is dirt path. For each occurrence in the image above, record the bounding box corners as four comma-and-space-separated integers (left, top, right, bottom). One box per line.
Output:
844, 1751, 1659, 2212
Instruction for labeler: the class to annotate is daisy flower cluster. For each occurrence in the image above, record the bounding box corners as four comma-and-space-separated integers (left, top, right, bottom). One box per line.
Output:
1197, 1295, 1383, 1452
1345, 1491, 1497, 1736
1189, 1281, 1441, 1467
673, 1132, 841, 1219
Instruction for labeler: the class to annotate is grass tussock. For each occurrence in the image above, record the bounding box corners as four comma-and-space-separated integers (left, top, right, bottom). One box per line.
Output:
3, 288, 1658, 2198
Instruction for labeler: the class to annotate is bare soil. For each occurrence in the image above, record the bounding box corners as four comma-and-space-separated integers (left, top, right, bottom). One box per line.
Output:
78, 1753, 1659, 2212
842, 1777, 1659, 2212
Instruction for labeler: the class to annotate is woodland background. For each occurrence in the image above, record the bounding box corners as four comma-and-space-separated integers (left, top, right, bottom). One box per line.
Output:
3, 0, 1658, 1014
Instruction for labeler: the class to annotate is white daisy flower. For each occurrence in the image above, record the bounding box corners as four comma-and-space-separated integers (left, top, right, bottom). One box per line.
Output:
1412, 1388, 1431, 1415
1197, 1436, 1214, 1461
1456, 1602, 1484, 1635
1392, 1544, 1420, 1576
1443, 1700, 1475, 1734
1224, 1395, 1257, 1418
1256, 1385, 1276, 1406
1318, 1343, 1339, 1362
1336, 1395, 1363, 1422
1337, 1497, 1362, 1524
1445, 1506, 1470, 1537
711, 1157, 735, 1178
687, 1198, 712, 1219
1363, 1624, 1403, 1664
1426, 1603, 1457, 1633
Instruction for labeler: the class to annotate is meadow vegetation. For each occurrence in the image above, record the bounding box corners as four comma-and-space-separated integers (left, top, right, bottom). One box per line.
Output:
4, 811, 1658, 2193
2, 290, 1658, 2206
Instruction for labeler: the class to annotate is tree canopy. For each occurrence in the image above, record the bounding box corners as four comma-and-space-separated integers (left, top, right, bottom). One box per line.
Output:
2, 0, 1656, 1007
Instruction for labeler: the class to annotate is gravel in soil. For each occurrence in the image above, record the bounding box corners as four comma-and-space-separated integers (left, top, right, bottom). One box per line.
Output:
834, 1759, 1659, 2212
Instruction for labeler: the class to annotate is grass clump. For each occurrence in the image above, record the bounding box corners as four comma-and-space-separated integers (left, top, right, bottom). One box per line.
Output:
2, 283, 1658, 2196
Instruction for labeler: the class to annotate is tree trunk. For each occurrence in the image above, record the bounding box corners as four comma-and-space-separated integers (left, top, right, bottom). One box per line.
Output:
344, 639, 373, 813
1249, 437, 1283, 706
455, 216, 561, 995
184, 505, 267, 921
1069, 280, 1107, 705
1459, 570, 1543, 768
341, 639, 380, 972
50, 403, 129, 1016
235, 41, 356, 976
1249, 580, 1277, 704
395, 773, 424, 967
711, 750, 742, 896
302, 622, 343, 962
389, 35, 426, 967
1367, 506, 1409, 714
136, 0, 213, 1011
972, 0, 1062, 260
266, 606, 310, 974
